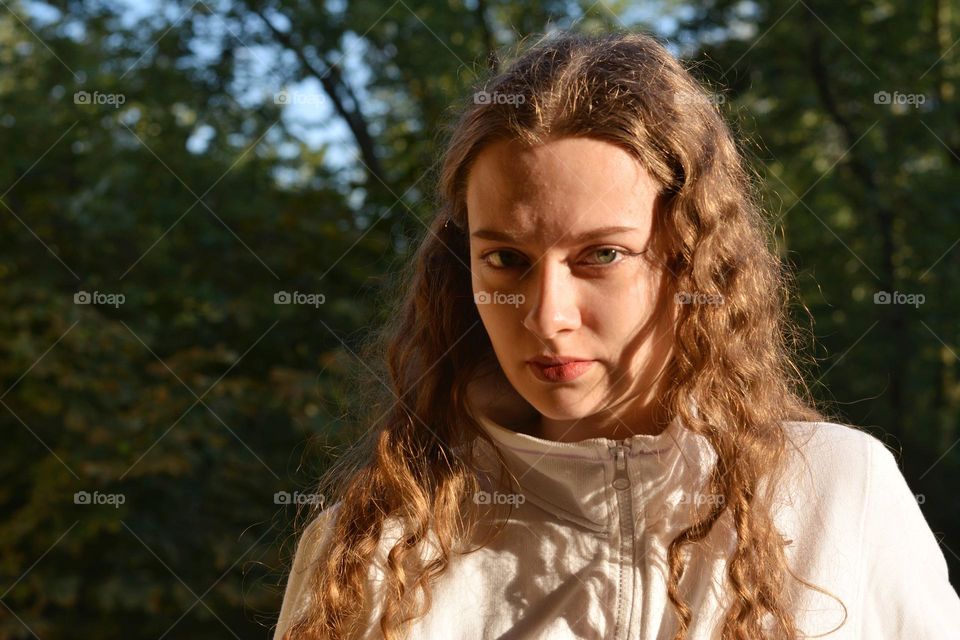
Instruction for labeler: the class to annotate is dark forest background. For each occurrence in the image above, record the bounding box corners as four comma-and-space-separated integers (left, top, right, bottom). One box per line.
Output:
1, 0, 958, 637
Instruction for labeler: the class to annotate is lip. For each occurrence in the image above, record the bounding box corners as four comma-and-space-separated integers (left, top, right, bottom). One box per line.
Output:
526, 357, 595, 383
527, 354, 590, 366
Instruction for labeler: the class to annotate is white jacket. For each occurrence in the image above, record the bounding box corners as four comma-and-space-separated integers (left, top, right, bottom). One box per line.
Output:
274, 404, 960, 639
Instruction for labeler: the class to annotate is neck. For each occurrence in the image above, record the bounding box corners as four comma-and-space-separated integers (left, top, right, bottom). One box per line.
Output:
537, 397, 672, 442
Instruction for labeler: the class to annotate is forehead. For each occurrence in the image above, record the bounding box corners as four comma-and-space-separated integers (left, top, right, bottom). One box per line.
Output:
465, 136, 660, 242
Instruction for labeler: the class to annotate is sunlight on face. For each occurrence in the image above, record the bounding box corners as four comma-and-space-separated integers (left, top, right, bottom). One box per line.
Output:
465, 136, 677, 440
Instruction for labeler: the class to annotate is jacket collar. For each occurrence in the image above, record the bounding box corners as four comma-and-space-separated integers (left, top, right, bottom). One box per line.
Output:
464, 365, 718, 534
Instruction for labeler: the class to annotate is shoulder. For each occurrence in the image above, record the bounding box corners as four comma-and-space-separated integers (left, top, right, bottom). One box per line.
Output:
299, 501, 343, 553
773, 420, 931, 540
772, 427, 960, 635
780, 419, 886, 457
779, 420, 895, 481
274, 502, 439, 639
274, 502, 343, 640
770, 420, 904, 517
287, 500, 343, 575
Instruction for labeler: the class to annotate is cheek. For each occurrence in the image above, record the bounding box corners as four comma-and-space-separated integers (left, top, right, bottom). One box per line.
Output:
586, 273, 666, 346
471, 263, 502, 298
472, 267, 524, 334
474, 296, 515, 343
586, 274, 650, 323
629, 264, 669, 314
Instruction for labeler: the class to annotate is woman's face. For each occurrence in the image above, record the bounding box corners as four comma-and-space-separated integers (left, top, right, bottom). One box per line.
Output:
466, 135, 677, 440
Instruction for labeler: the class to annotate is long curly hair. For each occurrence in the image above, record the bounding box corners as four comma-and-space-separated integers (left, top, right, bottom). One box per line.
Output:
281, 29, 844, 640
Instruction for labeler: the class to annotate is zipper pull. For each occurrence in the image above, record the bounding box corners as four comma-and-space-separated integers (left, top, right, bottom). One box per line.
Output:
611, 442, 631, 490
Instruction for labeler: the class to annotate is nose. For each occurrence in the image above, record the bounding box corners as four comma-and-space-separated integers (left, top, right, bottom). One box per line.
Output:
522, 260, 581, 338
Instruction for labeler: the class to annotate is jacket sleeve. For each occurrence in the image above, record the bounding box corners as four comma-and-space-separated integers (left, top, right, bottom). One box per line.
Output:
274, 503, 341, 640
858, 438, 960, 637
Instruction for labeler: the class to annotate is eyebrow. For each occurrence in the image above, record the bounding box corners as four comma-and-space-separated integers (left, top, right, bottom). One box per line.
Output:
470, 225, 641, 243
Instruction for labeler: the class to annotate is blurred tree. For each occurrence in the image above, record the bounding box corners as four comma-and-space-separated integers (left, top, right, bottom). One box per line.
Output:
0, 0, 387, 636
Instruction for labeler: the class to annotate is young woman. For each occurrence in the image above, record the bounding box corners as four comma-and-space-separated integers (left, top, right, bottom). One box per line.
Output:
273, 30, 960, 640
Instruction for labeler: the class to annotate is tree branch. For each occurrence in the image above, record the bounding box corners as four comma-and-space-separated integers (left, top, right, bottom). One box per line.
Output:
251, 6, 386, 187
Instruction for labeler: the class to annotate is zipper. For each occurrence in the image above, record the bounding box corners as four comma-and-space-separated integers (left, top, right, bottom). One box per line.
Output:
609, 440, 635, 640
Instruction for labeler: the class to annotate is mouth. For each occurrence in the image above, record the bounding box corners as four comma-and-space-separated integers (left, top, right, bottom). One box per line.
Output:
526, 357, 595, 383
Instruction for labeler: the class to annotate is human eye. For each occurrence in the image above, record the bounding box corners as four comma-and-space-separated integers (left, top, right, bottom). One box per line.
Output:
580, 246, 635, 267
480, 249, 528, 270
